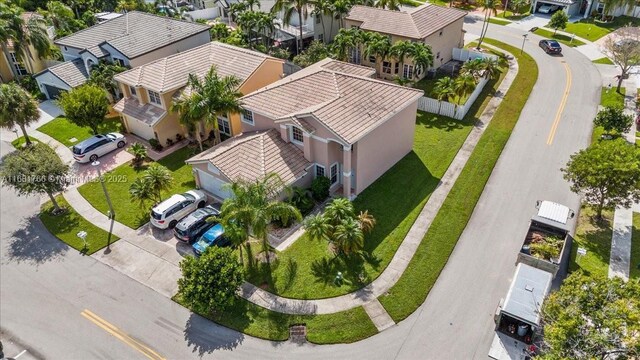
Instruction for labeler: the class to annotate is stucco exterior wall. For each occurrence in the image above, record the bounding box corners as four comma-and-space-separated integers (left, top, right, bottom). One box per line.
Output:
60, 45, 82, 60
129, 31, 211, 67
153, 111, 184, 145
0, 52, 14, 83
354, 100, 417, 194
424, 17, 464, 68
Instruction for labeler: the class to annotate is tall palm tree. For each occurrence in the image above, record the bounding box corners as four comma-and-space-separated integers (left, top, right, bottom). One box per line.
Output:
236, 10, 260, 47
453, 74, 477, 105
364, 32, 392, 76
143, 163, 174, 203
255, 12, 279, 48
1, 3, 54, 67
390, 40, 414, 78
332, 0, 351, 30
220, 217, 249, 265
272, 0, 315, 55
39, 1, 75, 36
410, 42, 434, 80
333, 217, 364, 254
0, 83, 40, 146
221, 173, 302, 264
477, 0, 501, 48
331, 28, 356, 61
374, 0, 411, 10
312, 0, 331, 42
171, 66, 243, 149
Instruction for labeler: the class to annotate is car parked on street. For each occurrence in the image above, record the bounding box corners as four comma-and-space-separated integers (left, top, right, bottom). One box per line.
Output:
72, 133, 126, 163
150, 190, 207, 229
192, 223, 229, 256
539, 39, 562, 54
537, 4, 559, 13
174, 204, 221, 243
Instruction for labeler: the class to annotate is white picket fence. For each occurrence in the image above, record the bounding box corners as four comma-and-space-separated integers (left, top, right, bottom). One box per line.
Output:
417, 48, 496, 120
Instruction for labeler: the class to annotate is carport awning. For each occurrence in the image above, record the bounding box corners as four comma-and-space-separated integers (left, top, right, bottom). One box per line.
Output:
538, 0, 576, 5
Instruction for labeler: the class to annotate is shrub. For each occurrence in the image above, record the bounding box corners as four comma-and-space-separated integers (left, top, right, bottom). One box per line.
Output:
129, 142, 147, 168
148, 138, 163, 151
288, 186, 315, 215
166, 138, 174, 147
311, 176, 331, 201
176, 133, 184, 142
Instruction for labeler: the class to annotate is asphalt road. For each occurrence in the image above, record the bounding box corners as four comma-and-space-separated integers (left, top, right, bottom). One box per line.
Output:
0, 19, 601, 360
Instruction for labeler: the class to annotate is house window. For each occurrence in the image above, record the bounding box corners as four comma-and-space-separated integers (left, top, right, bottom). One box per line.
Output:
316, 15, 321, 24
350, 47, 361, 64
330, 163, 338, 185
291, 126, 304, 144
9, 52, 27, 76
130, 86, 137, 97
241, 109, 254, 125
368, 55, 376, 63
382, 61, 391, 74
403, 64, 414, 79
318, 33, 324, 43
148, 90, 162, 105
315, 164, 325, 178
113, 58, 126, 67
218, 116, 231, 136
394, 62, 399, 74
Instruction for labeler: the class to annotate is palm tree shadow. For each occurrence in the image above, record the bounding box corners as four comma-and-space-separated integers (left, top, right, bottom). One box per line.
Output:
183, 312, 245, 356
5, 215, 68, 265
310, 257, 338, 286
280, 258, 298, 293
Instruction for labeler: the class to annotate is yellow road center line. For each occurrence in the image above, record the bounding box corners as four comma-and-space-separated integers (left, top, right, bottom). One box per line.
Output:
547, 62, 572, 145
81, 310, 165, 360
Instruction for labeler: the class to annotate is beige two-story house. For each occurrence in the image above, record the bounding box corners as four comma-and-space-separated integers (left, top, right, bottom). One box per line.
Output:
186, 58, 423, 200
344, 4, 466, 81
34, 11, 210, 99
113, 42, 285, 146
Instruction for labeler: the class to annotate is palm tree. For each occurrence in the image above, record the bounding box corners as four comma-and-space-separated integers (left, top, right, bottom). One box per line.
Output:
333, 217, 364, 254
480, 57, 502, 80
88, 60, 127, 103
433, 76, 456, 112
272, 0, 315, 55
364, 32, 392, 76
453, 74, 477, 105
255, 12, 279, 48
312, 0, 331, 42
324, 197, 355, 226
0, 83, 40, 146
143, 163, 174, 204
331, 28, 356, 61
332, 0, 351, 29
129, 177, 155, 207
129, 143, 147, 168
236, 10, 260, 47
221, 173, 302, 264
410, 42, 434, 80
1, 3, 54, 68
460, 58, 484, 79
374, 0, 411, 10
477, 0, 501, 48
357, 210, 376, 233
390, 40, 414, 78
171, 66, 243, 148
39, 1, 75, 36
220, 217, 249, 265
304, 213, 332, 241
244, 0, 262, 10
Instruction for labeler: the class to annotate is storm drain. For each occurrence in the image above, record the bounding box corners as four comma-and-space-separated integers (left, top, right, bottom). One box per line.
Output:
289, 325, 307, 343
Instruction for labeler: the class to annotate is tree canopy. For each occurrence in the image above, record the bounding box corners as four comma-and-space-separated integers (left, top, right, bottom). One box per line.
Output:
56, 84, 109, 134
0, 83, 40, 145
539, 273, 640, 359
593, 105, 634, 134
562, 138, 640, 219
548, 11, 568, 35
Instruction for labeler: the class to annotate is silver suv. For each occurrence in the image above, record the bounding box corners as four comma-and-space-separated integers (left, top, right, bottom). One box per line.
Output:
72, 133, 126, 163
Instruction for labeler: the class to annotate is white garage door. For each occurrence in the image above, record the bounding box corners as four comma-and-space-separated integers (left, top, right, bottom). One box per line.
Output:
196, 169, 233, 200
125, 116, 155, 141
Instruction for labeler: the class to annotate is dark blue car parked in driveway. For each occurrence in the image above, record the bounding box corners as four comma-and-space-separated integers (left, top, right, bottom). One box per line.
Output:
192, 223, 229, 256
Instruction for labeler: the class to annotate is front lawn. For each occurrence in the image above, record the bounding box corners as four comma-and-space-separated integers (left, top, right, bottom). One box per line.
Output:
379, 38, 538, 322
77, 147, 196, 229
564, 16, 640, 42
11, 136, 41, 148
37, 116, 122, 147
40, 195, 120, 254
488, 17, 510, 26
415, 74, 471, 107
568, 205, 613, 278
592, 57, 614, 65
174, 295, 377, 343
533, 28, 586, 47
630, 212, 640, 279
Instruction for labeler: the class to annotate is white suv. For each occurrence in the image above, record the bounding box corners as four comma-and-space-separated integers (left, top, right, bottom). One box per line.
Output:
72, 133, 126, 163
150, 190, 207, 229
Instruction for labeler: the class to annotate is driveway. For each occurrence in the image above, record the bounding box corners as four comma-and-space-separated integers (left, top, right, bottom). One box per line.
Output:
505, 13, 551, 31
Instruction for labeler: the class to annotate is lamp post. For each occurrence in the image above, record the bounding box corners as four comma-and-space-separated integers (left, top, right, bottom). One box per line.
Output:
92, 161, 115, 249
521, 33, 528, 54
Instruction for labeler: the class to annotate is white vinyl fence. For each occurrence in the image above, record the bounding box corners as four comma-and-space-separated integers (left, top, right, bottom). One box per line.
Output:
417, 48, 497, 120
183, 7, 220, 21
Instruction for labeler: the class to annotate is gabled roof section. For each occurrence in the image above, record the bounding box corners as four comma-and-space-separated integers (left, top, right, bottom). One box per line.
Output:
345, 4, 466, 39
241, 59, 423, 145
42, 58, 90, 87
54, 11, 210, 59
187, 129, 310, 185
319, 60, 376, 77
114, 42, 280, 93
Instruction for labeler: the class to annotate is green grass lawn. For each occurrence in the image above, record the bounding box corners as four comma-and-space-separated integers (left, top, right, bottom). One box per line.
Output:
173, 295, 377, 343
10, 136, 41, 148
533, 28, 585, 47
501, 11, 530, 20
77, 147, 196, 229
37, 116, 122, 148
488, 17, 511, 26
564, 16, 640, 42
415, 74, 471, 105
379, 38, 538, 322
569, 205, 613, 278
630, 213, 640, 279
40, 195, 119, 254
592, 57, 614, 65
593, 87, 626, 143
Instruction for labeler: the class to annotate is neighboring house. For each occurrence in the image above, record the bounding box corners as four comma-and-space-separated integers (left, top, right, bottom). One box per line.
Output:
531, 0, 582, 17
0, 12, 55, 83
187, 58, 423, 200
33, 11, 211, 99
344, 4, 466, 81
112, 41, 285, 146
